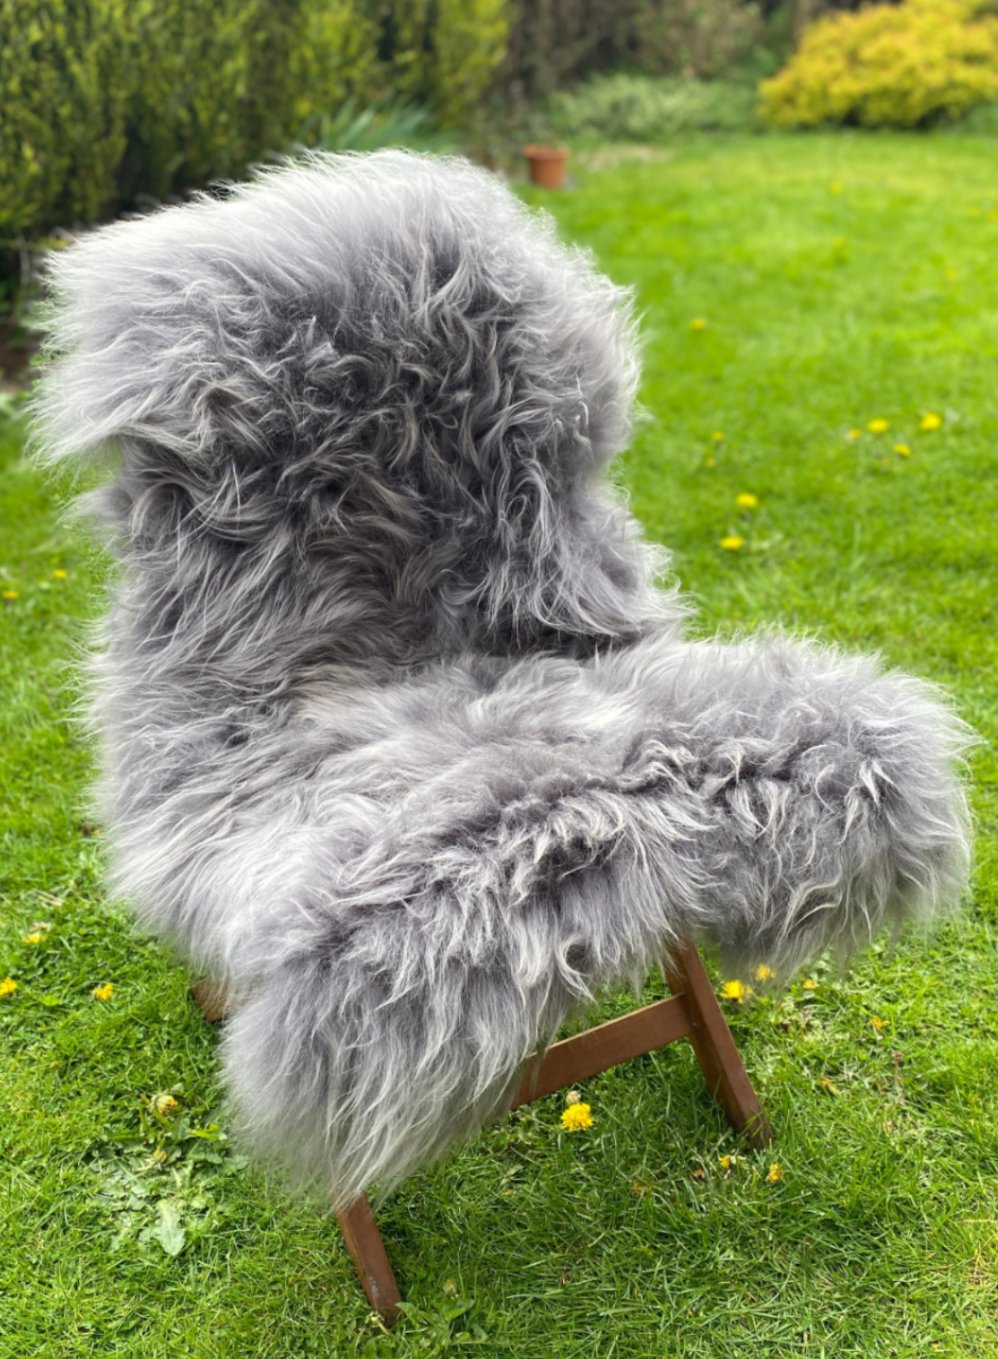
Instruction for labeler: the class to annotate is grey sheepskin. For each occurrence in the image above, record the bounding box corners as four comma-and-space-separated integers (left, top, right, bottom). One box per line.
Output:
33, 150, 971, 1206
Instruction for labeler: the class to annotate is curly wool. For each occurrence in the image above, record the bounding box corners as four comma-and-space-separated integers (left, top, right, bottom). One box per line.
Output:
32, 150, 971, 1206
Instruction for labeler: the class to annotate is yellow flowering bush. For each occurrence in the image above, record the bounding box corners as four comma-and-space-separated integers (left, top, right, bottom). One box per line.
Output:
760, 0, 998, 130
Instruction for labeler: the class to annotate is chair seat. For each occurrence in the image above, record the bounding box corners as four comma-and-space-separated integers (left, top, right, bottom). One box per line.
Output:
99, 631, 967, 1203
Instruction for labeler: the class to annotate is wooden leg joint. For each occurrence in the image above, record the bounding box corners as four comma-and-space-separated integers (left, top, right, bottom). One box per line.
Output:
664, 942, 772, 1149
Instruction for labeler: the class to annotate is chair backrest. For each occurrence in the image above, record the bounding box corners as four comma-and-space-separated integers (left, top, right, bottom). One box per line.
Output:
34, 152, 682, 708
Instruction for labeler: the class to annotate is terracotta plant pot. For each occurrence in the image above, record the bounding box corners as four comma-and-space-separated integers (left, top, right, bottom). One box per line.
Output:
522, 144, 569, 190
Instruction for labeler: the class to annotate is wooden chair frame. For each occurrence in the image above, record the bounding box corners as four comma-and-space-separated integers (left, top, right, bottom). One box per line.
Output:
191, 940, 770, 1325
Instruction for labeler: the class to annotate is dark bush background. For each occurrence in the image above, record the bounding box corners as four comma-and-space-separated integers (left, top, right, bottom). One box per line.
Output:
0, 0, 894, 311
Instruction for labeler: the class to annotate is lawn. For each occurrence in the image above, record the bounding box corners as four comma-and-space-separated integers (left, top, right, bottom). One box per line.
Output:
1, 132, 996, 1359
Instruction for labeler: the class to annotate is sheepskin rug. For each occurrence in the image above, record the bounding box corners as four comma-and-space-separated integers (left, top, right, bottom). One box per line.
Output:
32, 151, 971, 1205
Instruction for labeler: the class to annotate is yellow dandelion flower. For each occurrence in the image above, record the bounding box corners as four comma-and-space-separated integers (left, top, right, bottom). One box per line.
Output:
869, 1015, 888, 1032
52, 568, 68, 580
766, 1163, 785, 1183
23, 933, 43, 945
151, 1092, 179, 1116
801, 978, 818, 991
689, 318, 708, 331
830, 180, 843, 194
920, 412, 942, 432
711, 431, 725, 443
867, 418, 889, 435
721, 979, 753, 1004
754, 963, 775, 983
720, 535, 744, 552
2, 589, 18, 601
719, 1154, 733, 1170
944, 269, 957, 282
893, 443, 911, 458
0, 977, 18, 998
820, 1076, 839, 1094
736, 493, 759, 511
845, 428, 862, 441
704, 456, 717, 469
91, 982, 115, 1002
560, 1101, 594, 1132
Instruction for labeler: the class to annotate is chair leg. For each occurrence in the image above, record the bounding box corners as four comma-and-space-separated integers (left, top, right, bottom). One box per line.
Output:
190, 944, 765, 1325
190, 980, 404, 1322
664, 942, 772, 1149
190, 977, 231, 1023
336, 1194, 403, 1325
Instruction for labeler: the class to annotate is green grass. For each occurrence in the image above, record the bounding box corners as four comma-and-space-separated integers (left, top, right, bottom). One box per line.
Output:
2, 132, 996, 1359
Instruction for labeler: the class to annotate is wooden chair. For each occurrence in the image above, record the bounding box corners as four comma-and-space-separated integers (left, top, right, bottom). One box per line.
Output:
192, 940, 769, 1325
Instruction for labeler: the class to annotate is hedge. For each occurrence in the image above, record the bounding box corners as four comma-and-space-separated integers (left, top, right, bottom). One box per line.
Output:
0, 0, 507, 293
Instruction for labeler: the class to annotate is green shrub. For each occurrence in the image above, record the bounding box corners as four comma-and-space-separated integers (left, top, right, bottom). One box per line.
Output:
951, 97, 998, 132
1, 0, 516, 309
379, 0, 509, 129
0, 2, 132, 246
289, 0, 380, 138
547, 72, 761, 140
120, 2, 327, 205
634, 0, 763, 80
499, 0, 637, 104
497, 0, 773, 105
760, 0, 998, 129
311, 96, 457, 155
0, 1, 377, 245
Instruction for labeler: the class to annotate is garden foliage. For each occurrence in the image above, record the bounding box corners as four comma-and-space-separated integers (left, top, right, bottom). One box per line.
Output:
385, 0, 509, 130
0, 0, 507, 277
500, 0, 767, 103
632, 0, 763, 81
760, 0, 998, 129
548, 72, 760, 140
2, 0, 780, 289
